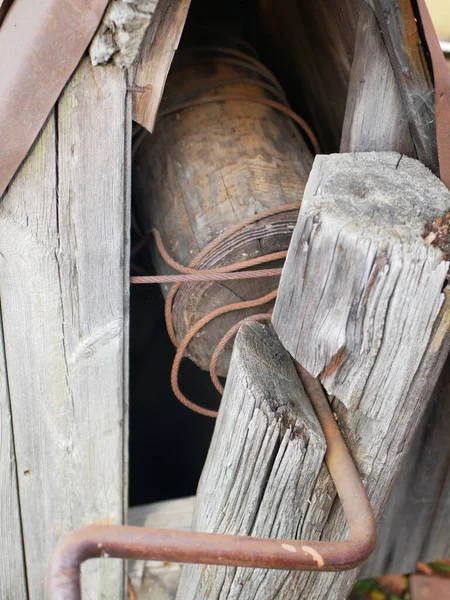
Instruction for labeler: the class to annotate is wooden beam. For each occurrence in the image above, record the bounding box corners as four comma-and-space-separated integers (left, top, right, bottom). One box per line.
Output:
367, 0, 438, 172
340, 8, 448, 573
133, 0, 192, 133
340, 2, 416, 155
176, 322, 326, 599
361, 352, 450, 576
0, 58, 130, 598
0, 303, 27, 597
272, 151, 450, 596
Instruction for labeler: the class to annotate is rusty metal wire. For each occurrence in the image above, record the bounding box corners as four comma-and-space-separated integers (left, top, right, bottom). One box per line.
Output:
131, 202, 299, 417
130, 45, 319, 416
130, 268, 283, 284
47, 366, 377, 600
209, 313, 272, 394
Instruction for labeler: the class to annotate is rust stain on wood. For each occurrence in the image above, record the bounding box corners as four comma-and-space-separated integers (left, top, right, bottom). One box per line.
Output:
320, 346, 347, 379
423, 210, 450, 259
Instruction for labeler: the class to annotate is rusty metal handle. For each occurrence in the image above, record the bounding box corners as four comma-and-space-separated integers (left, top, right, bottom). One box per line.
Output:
47, 365, 376, 599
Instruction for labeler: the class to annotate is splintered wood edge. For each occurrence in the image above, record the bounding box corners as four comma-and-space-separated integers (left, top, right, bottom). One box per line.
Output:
90, 0, 158, 68
176, 322, 326, 599
273, 152, 450, 412
340, 3, 415, 156
133, 0, 192, 132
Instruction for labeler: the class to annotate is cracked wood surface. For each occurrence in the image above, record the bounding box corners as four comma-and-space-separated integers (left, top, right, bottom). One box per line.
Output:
367, 0, 438, 173
339, 19, 449, 574
176, 322, 326, 599
90, 0, 158, 68
340, 2, 416, 156
271, 151, 450, 597
0, 58, 130, 599
133, 0, 192, 132
360, 350, 450, 576
0, 290, 27, 597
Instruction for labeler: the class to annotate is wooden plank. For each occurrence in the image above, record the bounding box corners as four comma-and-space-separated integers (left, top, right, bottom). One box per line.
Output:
128, 497, 195, 600
368, 0, 438, 172
359, 353, 450, 576
340, 9, 447, 574
176, 322, 326, 599
133, 0, 192, 132
57, 58, 130, 599
0, 58, 130, 599
271, 152, 450, 597
0, 303, 27, 597
340, 2, 416, 155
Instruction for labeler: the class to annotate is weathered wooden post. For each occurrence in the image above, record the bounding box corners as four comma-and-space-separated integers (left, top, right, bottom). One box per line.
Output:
0, 57, 131, 599
176, 321, 326, 598
175, 151, 450, 600
270, 151, 450, 597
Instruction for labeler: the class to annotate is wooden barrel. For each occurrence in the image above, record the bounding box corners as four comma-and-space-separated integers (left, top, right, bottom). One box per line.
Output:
133, 47, 313, 376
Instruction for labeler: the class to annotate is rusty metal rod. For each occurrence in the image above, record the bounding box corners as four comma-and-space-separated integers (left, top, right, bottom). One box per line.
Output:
130, 267, 283, 284
47, 366, 376, 600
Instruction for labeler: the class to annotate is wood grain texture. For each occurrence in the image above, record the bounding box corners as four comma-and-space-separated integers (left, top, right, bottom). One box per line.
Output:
134, 54, 312, 374
259, 0, 361, 153
0, 58, 130, 599
340, 2, 416, 155
0, 300, 27, 598
273, 152, 450, 409
128, 497, 195, 600
176, 322, 326, 599
133, 0, 192, 132
360, 355, 450, 576
340, 18, 446, 574
367, 0, 438, 172
90, 0, 158, 68
270, 151, 450, 597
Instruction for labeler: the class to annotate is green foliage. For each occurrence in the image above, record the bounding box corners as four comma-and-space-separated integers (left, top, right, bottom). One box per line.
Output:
353, 579, 376, 593
429, 562, 450, 572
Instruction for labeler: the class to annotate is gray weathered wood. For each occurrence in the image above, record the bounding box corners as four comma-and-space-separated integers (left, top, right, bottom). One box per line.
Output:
274, 152, 449, 407
90, 0, 158, 68
340, 23, 447, 574
133, 0, 192, 133
340, 2, 416, 156
0, 58, 130, 599
271, 151, 450, 597
0, 304, 27, 597
129, 497, 195, 600
367, 0, 438, 172
360, 354, 450, 576
176, 322, 326, 599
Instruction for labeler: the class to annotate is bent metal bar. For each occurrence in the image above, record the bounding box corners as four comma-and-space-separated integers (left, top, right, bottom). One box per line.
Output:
47, 364, 377, 600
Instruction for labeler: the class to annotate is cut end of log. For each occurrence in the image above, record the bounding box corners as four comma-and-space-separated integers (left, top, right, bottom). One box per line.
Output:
273, 152, 450, 413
